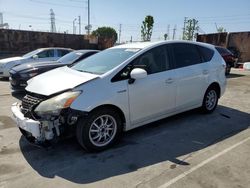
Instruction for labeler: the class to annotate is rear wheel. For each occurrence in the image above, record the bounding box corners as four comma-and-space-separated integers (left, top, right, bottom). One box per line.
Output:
76, 108, 122, 152
201, 87, 219, 113
225, 64, 231, 75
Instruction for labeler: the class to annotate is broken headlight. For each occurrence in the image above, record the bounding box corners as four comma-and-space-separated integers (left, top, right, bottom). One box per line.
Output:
34, 91, 81, 116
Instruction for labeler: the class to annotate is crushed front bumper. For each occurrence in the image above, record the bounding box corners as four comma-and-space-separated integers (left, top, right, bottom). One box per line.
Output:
11, 102, 42, 140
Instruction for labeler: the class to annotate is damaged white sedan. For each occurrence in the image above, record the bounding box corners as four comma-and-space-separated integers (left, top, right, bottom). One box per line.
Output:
12, 41, 226, 152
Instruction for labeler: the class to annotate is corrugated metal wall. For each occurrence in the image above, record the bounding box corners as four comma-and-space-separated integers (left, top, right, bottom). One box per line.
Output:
0, 29, 99, 58
197, 32, 250, 62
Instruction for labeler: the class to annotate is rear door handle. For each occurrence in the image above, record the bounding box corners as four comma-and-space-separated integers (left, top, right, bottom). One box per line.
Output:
203, 70, 209, 75
165, 78, 174, 84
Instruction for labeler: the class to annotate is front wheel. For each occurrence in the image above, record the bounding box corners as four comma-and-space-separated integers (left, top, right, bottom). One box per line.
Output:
201, 87, 219, 113
76, 108, 122, 152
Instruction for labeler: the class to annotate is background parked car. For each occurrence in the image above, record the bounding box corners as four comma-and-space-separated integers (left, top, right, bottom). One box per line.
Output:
215, 46, 236, 75
9, 49, 99, 91
0, 47, 73, 78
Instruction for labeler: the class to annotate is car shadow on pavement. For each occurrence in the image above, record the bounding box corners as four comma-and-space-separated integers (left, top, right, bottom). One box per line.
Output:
19, 105, 250, 184
227, 73, 245, 79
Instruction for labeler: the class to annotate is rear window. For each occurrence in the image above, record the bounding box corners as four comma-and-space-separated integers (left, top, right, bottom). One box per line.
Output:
198, 46, 214, 62
215, 47, 232, 56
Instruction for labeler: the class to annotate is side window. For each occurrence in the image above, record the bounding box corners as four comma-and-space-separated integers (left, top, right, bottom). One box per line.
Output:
57, 50, 70, 57
198, 46, 214, 62
37, 50, 54, 58
111, 45, 170, 82
172, 43, 202, 68
132, 45, 169, 74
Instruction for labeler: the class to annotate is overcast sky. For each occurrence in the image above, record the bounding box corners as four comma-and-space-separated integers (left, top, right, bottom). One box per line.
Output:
0, 0, 250, 42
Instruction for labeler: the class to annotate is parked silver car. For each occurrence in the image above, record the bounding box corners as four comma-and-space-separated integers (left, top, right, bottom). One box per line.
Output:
0, 47, 72, 78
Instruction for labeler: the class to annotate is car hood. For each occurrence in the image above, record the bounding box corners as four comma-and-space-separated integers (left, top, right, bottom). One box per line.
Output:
26, 66, 99, 96
0, 57, 25, 64
12, 61, 59, 72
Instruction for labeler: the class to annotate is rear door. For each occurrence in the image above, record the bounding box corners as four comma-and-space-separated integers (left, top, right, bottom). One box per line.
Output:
171, 43, 209, 110
36, 49, 56, 62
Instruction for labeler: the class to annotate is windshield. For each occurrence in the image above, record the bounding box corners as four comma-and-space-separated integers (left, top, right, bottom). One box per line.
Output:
58, 51, 83, 64
22, 49, 41, 58
71, 48, 140, 75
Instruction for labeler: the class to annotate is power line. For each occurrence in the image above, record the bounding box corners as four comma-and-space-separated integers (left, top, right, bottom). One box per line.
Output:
29, 0, 87, 9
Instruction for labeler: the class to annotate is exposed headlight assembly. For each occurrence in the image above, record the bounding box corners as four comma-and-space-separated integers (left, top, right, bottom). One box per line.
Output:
34, 91, 81, 116
20, 72, 39, 78
20, 68, 39, 78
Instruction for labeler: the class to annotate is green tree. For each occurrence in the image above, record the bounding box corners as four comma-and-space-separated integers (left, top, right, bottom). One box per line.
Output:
183, 19, 199, 41
92, 27, 118, 42
217, 27, 226, 33
164, 33, 168, 40
141, 15, 154, 41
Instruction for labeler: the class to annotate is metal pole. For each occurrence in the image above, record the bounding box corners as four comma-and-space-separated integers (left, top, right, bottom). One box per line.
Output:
88, 0, 90, 35
79, 16, 81, 34
73, 18, 77, 34
183, 17, 187, 40
118, 24, 122, 43
172, 25, 176, 40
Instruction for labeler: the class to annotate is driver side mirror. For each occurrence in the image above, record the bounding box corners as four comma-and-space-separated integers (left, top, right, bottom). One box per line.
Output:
129, 68, 147, 84
32, 55, 38, 59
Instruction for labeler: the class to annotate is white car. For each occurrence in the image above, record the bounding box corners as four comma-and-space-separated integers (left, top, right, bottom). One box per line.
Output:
11, 41, 226, 152
0, 47, 72, 78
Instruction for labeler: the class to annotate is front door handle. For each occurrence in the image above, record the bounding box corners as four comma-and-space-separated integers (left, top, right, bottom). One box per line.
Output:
165, 78, 174, 84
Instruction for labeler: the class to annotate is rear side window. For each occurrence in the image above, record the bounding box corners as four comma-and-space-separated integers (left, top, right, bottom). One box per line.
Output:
172, 43, 202, 68
198, 46, 214, 62
37, 49, 54, 58
57, 49, 70, 57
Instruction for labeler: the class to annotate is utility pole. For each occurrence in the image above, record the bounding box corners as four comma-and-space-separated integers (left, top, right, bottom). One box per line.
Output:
182, 17, 187, 40
50, 9, 56, 33
215, 22, 218, 32
192, 19, 196, 40
167, 24, 170, 40
118, 24, 122, 43
172, 25, 176, 40
78, 16, 81, 34
73, 18, 77, 34
87, 0, 90, 35
0, 13, 3, 26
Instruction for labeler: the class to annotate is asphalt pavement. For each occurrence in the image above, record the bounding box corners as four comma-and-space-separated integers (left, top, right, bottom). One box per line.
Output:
0, 69, 249, 188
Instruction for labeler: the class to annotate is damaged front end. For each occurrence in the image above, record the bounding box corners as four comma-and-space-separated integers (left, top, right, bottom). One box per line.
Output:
12, 91, 83, 147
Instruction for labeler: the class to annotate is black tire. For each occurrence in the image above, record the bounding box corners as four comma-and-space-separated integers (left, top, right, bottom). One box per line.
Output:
201, 87, 219, 113
76, 108, 122, 152
225, 64, 231, 75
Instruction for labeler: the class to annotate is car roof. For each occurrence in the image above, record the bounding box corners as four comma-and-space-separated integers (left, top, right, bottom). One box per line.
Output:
37, 47, 73, 51
74, 49, 100, 53
111, 40, 215, 50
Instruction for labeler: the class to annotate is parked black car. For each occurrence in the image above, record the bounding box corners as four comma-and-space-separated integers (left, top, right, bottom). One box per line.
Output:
9, 50, 99, 91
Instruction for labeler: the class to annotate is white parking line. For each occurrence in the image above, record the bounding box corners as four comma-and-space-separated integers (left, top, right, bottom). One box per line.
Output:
158, 136, 250, 188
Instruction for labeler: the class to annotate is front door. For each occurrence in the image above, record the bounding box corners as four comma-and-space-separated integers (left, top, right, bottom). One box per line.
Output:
127, 45, 177, 125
